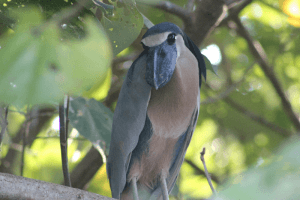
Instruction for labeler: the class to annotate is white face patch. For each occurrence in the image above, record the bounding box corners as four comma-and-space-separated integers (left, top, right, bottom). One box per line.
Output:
141, 32, 172, 47
141, 33, 187, 61
174, 34, 185, 59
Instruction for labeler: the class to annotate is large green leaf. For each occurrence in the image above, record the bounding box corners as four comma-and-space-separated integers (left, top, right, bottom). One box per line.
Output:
68, 97, 113, 154
0, 9, 112, 107
98, 0, 144, 56
217, 138, 300, 200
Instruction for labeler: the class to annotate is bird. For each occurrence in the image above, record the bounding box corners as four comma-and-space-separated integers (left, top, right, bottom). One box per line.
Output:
106, 22, 206, 200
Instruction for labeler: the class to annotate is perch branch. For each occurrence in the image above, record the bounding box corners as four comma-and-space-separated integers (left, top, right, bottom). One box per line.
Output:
0, 172, 112, 200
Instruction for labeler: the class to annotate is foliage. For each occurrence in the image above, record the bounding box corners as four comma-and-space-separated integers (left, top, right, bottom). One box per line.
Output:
217, 138, 300, 200
0, 0, 300, 199
69, 97, 113, 155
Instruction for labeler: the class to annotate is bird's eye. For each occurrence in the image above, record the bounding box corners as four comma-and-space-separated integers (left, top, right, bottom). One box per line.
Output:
167, 33, 176, 45
141, 42, 149, 50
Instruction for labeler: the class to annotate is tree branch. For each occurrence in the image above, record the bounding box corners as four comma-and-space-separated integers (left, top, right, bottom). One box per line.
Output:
224, 98, 292, 136
0, 106, 9, 146
0, 172, 112, 200
189, 0, 226, 45
0, 107, 56, 174
153, 1, 192, 27
68, 146, 103, 189
59, 103, 72, 187
231, 16, 300, 132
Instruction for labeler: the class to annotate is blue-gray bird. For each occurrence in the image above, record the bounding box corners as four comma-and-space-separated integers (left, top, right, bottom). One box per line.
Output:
107, 22, 206, 200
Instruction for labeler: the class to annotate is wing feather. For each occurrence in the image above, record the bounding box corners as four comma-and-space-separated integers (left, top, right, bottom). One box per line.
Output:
107, 52, 151, 199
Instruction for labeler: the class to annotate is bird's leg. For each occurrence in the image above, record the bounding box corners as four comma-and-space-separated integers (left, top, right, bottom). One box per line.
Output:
160, 176, 169, 200
131, 177, 139, 200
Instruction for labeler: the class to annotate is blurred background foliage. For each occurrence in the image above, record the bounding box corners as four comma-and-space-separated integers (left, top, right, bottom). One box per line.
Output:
0, 0, 300, 199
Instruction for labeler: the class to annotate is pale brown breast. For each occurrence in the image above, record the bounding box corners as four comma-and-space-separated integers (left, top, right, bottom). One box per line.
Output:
147, 46, 199, 139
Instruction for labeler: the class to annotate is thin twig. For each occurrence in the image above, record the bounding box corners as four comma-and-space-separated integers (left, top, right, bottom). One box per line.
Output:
0, 106, 9, 146
200, 148, 216, 195
185, 158, 220, 184
66, 96, 70, 137
218, 0, 252, 27
0, 107, 56, 174
59, 103, 72, 187
231, 16, 300, 132
20, 120, 30, 176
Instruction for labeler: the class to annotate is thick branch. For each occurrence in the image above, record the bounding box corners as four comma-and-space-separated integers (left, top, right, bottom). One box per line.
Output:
189, 0, 226, 45
0, 173, 112, 200
231, 16, 300, 132
153, 1, 192, 28
69, 147, 103, 189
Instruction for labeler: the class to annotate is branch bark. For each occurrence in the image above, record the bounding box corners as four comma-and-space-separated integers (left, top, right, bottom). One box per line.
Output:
231, 16, 300, 132
0, 107, 56, 174
0, 172, 113, 200
68, 147, 103, 189
153, 1, 192, 28
224, 98, 292, 136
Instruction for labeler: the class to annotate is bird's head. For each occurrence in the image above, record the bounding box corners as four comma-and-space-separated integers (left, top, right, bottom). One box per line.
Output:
141, 22, 206, 90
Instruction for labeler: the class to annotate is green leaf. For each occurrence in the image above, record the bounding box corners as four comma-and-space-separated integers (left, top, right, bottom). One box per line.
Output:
99, 0, 144, 56
0, 8, 112, 107
68, 97, 113, 155
203, 54, 218, 75
217, 137, 300, 200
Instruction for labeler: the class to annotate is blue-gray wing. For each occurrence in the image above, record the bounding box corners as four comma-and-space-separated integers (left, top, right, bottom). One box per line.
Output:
107, 52, 151, 199
150, 91, 200, 200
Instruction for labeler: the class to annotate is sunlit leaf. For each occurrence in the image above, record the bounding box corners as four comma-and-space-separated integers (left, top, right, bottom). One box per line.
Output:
68, 97, 113, 154
99, 0, 144, 56
83, 68, 112, 100
0, 8, 112, 106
